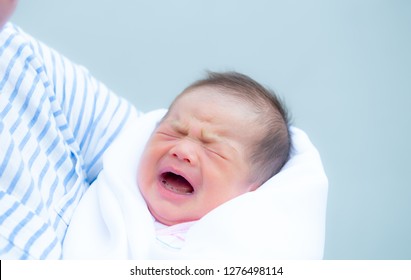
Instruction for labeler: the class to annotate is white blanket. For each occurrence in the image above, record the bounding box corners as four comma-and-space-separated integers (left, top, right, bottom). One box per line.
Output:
63, 109, 328, 259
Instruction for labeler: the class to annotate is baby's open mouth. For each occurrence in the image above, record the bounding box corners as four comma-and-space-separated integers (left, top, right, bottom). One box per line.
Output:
160, 172, 194, 195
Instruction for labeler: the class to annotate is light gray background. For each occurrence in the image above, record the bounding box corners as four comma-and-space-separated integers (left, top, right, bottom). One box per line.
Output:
11, 0, 411, 259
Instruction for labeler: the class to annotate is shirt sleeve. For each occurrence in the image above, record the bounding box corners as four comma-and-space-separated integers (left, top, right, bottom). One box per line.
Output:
18, 25, 140, 183
0, 23, 138, 259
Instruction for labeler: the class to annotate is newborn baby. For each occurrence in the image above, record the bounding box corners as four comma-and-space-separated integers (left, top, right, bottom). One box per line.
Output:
138, 71, 291, 226
63, 72, 327, 259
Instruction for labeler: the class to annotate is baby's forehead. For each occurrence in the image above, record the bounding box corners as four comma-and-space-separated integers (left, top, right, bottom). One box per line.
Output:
162, 113, 264, 153
171, 87, 266, 123
173, 86, 263, 114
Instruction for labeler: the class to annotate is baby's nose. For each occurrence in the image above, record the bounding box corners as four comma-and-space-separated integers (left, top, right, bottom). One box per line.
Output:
172, 152, 191, 164
170, 141, 198, 165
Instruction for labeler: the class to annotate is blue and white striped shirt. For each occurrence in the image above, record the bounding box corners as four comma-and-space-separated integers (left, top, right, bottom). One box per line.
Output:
0, 23, 135, 259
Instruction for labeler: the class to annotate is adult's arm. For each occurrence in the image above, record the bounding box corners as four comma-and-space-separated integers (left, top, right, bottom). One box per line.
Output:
0, 22, 137, 259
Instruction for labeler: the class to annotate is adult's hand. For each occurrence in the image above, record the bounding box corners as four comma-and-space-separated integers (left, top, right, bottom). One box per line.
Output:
0, 0, 18, 28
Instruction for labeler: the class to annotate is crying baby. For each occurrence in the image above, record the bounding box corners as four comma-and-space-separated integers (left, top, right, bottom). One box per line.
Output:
63, 71, 293, 257
137, 71, 291, 226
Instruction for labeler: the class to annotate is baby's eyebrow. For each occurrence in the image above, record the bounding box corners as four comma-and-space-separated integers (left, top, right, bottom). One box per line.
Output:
200, 128, 221, 144
170, 120, 189, 135
169, 120, 221, 144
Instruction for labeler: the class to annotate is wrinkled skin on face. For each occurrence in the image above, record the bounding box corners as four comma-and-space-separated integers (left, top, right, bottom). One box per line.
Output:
137, 87, 261, 225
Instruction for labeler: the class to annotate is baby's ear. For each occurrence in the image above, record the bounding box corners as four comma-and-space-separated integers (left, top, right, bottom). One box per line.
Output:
247, 182, 260, 192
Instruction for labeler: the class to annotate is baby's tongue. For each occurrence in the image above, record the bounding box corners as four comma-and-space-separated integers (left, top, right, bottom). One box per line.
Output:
162, 172, 194, 194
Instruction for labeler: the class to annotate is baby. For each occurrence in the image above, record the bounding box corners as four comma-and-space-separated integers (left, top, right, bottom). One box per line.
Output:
138, 71, 291, 226
63, 70, 327, 259
62, 71, 294, 258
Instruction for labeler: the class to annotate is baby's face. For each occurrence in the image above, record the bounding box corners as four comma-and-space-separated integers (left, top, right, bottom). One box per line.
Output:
137, 87, 260, 225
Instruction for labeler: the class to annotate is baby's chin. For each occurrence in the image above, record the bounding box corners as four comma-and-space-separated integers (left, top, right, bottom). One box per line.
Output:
148, 205, 198, 226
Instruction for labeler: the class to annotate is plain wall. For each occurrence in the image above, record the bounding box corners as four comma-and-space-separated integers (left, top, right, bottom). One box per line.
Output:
11, 0, 411, 259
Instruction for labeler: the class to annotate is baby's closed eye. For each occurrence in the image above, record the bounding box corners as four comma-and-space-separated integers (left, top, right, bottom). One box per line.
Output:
156, 130, 181, 140
203, 143, 228, 160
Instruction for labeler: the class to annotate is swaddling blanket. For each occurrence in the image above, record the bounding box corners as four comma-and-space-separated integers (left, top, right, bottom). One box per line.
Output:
63, 109, 328, 259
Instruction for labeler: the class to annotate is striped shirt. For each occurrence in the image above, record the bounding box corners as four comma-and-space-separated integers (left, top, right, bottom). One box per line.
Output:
0, 23, 135, 259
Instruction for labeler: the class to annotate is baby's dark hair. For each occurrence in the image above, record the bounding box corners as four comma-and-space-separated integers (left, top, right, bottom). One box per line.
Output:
175, 71, 292, 185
